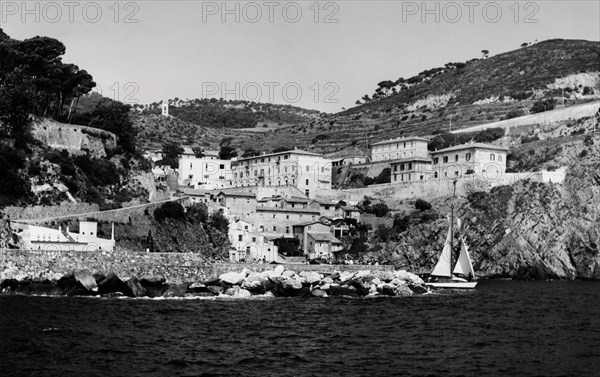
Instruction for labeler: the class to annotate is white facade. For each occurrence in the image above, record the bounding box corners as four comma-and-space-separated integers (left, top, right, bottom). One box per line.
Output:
178, 156, 233, 190
430, 143, 508, 180
228, 220, 279, 262
230, 149, 332, 199
371, 137, 429, 162
14, 221, 115, 252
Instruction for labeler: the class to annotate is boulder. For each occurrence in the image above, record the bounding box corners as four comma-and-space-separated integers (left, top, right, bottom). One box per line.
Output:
369, 284, 378, 295
98, 273, 133, 297
263, 291, 276, 297
240, 268, 251, 277
354, 270, 371, 279
163, 283, 190, 298
28, 283, 63, 296
126, 277, 147, 297
390, 278, 405, 286
328, 285, 359, 297
245, 273, 263, 283
207, 286, 224, 296
339, 271, 355, 283
321, 276, 334, 284
140, 276, 166, 286
378, 283, 397, 296
189, 291, 215, 297
57, 274, 78, 291
241, 280, 268, 295
406, 272, 425, 285
140, 279, 169, 298
74, 270, 98, 292
374, 270, 395, 282
201, 277, 221, 286
311, 289, 328, 297
225, 286, 252, 298
320, 283, 331, 291
269, 276, 303, 297
407, 282, 428, 294
282, 270, 296, 278
394, 284, 414, 297
394, 270, 410, 281
273, 265, 285, 276
329, 272, 341, 280
371, 277, 382, 286
299, 271, 322, 284
93, 273, 106, 285
219, 272, 245, 285
187, 282, 211, 293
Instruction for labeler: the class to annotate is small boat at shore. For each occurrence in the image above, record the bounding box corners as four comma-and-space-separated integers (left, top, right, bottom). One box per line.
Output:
425, 210, 477, 290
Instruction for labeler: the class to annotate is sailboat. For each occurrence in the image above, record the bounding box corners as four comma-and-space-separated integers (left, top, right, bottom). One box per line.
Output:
425, 213, 478, 289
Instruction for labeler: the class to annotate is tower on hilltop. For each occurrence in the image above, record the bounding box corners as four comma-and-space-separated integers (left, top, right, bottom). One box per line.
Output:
161, 100, 169, 117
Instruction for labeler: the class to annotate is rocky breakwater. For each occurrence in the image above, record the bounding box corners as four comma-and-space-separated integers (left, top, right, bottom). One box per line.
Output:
0, 265, 428, 298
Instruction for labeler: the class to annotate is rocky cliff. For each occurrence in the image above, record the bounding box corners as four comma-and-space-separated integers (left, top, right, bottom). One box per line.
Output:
362, 133, 600, 280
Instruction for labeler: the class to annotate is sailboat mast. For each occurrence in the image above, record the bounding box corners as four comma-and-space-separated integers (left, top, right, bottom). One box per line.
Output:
450, 204, 454, 278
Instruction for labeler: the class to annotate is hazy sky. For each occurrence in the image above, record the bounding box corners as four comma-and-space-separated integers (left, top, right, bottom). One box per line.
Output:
3, 1, 599, 112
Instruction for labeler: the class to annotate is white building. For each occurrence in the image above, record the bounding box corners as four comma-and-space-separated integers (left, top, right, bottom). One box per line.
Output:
230, 148, 332, 199
178, 155, 232, 190
228, 220, 279, 262
371, 136, 429, 162
430, 142, 508, 180
14, 221, 115, 252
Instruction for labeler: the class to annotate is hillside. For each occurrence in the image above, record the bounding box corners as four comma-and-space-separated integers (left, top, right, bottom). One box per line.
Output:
212, 39, 600, 154
358, 129, 600, 280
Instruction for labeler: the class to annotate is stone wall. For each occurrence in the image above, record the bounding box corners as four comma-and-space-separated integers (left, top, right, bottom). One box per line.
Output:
0, 248, 391, 284
32, 119, 117, 158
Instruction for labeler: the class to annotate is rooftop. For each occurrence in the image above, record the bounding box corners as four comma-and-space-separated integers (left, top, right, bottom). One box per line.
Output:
216, 188, 256, 197
371, 136, 430, 146
256, 206, 320, 214
431, 142, 509, 154
234, 148, 324, 162
307, 232, 342, 243
389, 156, 433, 164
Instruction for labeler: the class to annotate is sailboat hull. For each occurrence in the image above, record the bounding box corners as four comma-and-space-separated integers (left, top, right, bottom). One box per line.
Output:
425, 282, 478, 289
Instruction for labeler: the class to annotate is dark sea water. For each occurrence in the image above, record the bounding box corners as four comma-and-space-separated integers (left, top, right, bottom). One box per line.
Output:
1, 280, 599, 377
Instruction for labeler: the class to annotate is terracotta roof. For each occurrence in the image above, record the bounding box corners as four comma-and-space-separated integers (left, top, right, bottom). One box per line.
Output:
430, 142, 508, 154
371, 136, 429, 146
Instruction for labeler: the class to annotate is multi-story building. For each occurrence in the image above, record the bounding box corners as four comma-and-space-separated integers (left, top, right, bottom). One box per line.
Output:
228, 220, 279, 262
230, 148, 332, 199
390, 157, 434, 183
430, 142, 508, 180
371, 136, 429, 162
178, 155, 232, 190
292, 220, 343, 260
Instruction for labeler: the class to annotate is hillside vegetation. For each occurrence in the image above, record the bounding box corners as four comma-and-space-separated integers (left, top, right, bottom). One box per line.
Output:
172, 39, 597, 155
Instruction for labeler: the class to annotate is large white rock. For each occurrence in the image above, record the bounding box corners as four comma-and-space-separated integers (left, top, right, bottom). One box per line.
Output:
394, 270, 410, 281
390, 278, 406, 286
240, 268, 251, 277
321, 276, 334, 284
355, 270, 371, 279
273, 265, 285, 276
372, 277, 382, 286
219, 272, 245, 285
225, 286, 252, 298
299, 271, 322, 284
406, 272, 425, 285
74, 269, 98, 292
339, 271, 356, 283
282, 270, 296, 278
245, 273, 263, 283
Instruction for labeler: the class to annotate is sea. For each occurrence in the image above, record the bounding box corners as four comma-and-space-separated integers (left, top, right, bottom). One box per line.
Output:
1, 280, 598, 377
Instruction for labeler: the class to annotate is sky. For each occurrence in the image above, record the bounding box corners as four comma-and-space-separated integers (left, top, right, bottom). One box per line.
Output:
2, 0, 599, 113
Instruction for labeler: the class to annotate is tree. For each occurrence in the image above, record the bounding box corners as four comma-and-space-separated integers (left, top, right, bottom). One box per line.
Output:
530, 98, 557, 114
242, 148, 261, 158
415, 199, 432, 211
481, 50, 489, 59
521, 42, 529, 48
192, 146, 205, 158
158, 141, 184, 169
89, 98, 136, 153
210, 211, 229, 232
154, 201, 185, 221
370, 202, 389, 217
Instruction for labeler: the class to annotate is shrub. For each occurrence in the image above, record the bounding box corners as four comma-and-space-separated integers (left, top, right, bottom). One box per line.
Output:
369, 202, 389, 217
579, 149, 589, 158
154, 201, 185, 221
530, 98, 557, 114
415, 199, 432, 211
505, 109, 524, 119
186, 203, 208, 223
583, 135, 594, 146
583, 86, 594, 95
210, 211, 229, 232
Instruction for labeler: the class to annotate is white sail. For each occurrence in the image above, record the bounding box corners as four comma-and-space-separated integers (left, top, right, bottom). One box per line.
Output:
431, 222, 453, 277
453, 235, 475, 278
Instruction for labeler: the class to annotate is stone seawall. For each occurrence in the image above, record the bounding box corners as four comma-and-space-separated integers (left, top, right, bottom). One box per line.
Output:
4, 203, 100, 221
0, 249, 392, 284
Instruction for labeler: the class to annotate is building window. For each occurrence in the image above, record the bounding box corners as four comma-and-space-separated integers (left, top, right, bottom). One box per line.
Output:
273, 226, 277, 231
394, 165, 398, 172
252, 237, 256, 242
434, 157, 439, 164
238, 235, 243, 241
189, 163, 192, 168
286, 215, 289, 219
408, 163, 413, 170
219, 164, 225, 169
420, 175, 424, 181
401, 174, 404, 181
306, 165, 310, 172
400, 164, 405, 171
306, 179, 309, 185
498, 155, 503, 162
443, 156, 448, 163
434, 172, 438, 179
273, 214, 276, 219
285, 226, 290, 234
305, 189, 310, 197
455, 154, 459, 162
403, 142, 406, 148
321, 166, 324, 173
259, 225, 264, 232
490, 153, 496, 161
244, 225, 248, 230
466, 153, 471, 161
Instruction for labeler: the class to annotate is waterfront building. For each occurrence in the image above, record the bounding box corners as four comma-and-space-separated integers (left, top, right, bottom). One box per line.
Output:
230, 148, 332, 199
371, 136, 429, 162
292, 220, 343, 260
14, 221, 115, 252
390, 156, 434, 182
429, 142, 508, 180
228, 220, 279, 262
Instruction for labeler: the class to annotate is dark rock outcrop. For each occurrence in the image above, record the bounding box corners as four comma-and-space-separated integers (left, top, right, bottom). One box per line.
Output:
98, 273, 133, 297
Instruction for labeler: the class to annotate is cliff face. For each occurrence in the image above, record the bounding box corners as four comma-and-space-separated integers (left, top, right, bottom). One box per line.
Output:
363, 136, 600, 280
